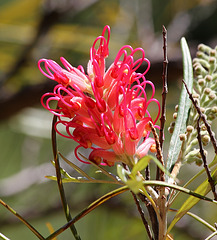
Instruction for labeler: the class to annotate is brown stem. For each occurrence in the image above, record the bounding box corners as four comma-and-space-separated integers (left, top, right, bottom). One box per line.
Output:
138, 193, 159, 240
149, 121, 165, 182
131, 192, 154, 240
149, 121, 167, 239
159, 25, 168, 149
196, 117, 217, 200
157, 25, 168, 181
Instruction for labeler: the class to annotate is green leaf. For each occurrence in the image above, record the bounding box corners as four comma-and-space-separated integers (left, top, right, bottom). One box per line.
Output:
166, 37, 193, 172
131, 156, 150, 176
167, 167, 217, 234
126, 178, 144, 194
117, 164, 129, 182
59, 152, 92, 180
171, 155, 217, 204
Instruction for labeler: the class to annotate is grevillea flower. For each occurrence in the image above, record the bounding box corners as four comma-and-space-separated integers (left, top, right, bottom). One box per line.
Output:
38, 25, 160, 167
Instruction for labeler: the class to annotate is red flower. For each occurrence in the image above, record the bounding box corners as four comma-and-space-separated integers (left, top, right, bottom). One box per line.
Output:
39, 26, 160, 167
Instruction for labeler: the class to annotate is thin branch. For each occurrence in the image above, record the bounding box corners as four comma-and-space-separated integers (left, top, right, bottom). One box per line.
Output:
0, 199, 45, 240
197, 117, 217, 200
182, 79, 217, 154
138, 193, 159, 240
149, 121, 165, 182
157, 25, 168, 182
149, 121, 167, 239
131, 192, 154, 240
159, 25, 168, 149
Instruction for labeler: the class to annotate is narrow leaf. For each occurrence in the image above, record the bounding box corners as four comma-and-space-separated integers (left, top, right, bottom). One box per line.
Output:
166, 37, 193, 172
170, 155, 217, 204
59, 152, 92, 180
131, 156, 150, 175
142, 180, 217, 202
167, 167, 217, 234
117, 164, 129, 182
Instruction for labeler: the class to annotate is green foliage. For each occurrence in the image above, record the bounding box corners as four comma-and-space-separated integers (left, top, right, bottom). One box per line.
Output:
166, 37, 193, 172
168, 155, 217, 234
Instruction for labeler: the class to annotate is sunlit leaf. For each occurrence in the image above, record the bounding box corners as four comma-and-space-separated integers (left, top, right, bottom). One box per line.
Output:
166, 37, 193, 173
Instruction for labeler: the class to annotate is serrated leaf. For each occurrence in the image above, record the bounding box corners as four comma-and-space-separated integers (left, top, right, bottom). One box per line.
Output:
167, 167, 217, 234
166, 37, 193, 172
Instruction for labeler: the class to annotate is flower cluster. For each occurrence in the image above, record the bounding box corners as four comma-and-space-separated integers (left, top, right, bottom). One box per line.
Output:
38, 26, 160, 167
169, 44, 217, 165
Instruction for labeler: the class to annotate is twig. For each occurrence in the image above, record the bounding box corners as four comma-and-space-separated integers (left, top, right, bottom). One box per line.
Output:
182, 79, 217, 154
159, 25, 168, 149
131, 192, 154, 240
157, 25, 168, 181
0, 199, 45, 240
149, 121, 165, 182
149, 121, 167, 240
51, 113, 81, 240
196, 117, 217, 200
146, 165, 151, 180
138, 193, 159, 240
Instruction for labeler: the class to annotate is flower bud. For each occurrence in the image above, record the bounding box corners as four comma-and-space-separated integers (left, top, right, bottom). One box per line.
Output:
173, 112, 177, 120
168, 122, 175, 134
168, 127, 173, 134
185, 149, 200, 164
204, 87, 211, 95
195, 65, 205, 75
198, 78, 205, 86
179, 133, 187, 141
192, 93, 200, 99
196, 51, 204, 58
200, 124, 207, 131
202, 135, 210, 146
210, 49, 216, 57
211, 106, 217, 114
205, 75, 212, 82
195, 158, 203, 166
208, 92, 216, 100
200, 107, 206, 113
186, 125, 194, 133
207, 114, 215, 121
191, 138, 198, 146
209, 57, 216, 65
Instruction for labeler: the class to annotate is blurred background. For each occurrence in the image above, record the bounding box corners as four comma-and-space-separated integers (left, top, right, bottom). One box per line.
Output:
0, 0, 217, 239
